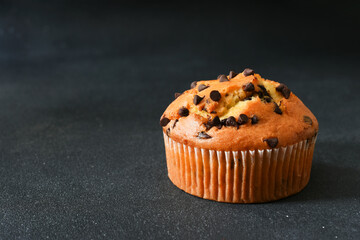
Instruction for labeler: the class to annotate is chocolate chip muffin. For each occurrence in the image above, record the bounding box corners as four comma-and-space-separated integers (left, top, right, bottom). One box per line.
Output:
160, 68, 318, 203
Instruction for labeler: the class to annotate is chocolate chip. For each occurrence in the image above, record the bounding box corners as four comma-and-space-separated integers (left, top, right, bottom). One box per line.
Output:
282, 88, 291, 99
258, 85, 266, 91
172, 119, 178, 128
220, 118, 227, 125
264, 138, 278, 148
303, 116, 313, 125
191, 81, 197, 89
243, 68, 255, 76
210, 90, 221, 101
218, 74, 229, 82
160, 117, 170, 127
276, 83, 284, 91
276, 83, 291, 99
226, 116, 237, 127
178, 107, 189, 117
214, 117, 222, 129
274, 103, 282, 114
197, 131, 212, 139
198, 84, 209, 92
251, 115, 259, 124
193, 95, 204, 105
263, 96, 272, 103
212, 116, 221, 126
244, 96, 252, 101
258, 85, 270, 97
166, 128, 170, 136
174, 92, 182, 99
238, 114, 249, 125
205, 116, 221, 130
229, 71, 238, 79
243, 82, 255, 91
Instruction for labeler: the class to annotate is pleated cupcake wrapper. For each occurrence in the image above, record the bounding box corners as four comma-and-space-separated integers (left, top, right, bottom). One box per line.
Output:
163, 133, 317, 203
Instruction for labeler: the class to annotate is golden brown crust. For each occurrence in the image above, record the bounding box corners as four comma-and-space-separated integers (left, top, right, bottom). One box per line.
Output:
160, 70, 319, 151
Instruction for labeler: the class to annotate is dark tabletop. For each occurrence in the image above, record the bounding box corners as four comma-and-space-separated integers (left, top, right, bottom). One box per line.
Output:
0, 1, 359, 239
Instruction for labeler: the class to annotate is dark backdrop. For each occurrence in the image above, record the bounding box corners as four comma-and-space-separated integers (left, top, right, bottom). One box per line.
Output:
0, 1, 359, 239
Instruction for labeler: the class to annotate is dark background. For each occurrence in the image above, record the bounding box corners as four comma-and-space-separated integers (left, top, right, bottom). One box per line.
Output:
0, 0, 359, 239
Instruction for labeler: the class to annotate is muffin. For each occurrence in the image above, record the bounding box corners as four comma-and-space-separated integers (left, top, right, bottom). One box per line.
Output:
160, 68, 318, 203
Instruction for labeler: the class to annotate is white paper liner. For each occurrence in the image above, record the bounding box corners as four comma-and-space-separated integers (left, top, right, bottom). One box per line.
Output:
163, 133, 317, 203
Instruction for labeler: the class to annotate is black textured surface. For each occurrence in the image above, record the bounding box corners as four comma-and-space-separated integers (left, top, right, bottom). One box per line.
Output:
0, 1, 359, 239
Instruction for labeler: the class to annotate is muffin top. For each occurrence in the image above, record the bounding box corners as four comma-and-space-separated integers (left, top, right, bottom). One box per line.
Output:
160, 68, 318, 151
